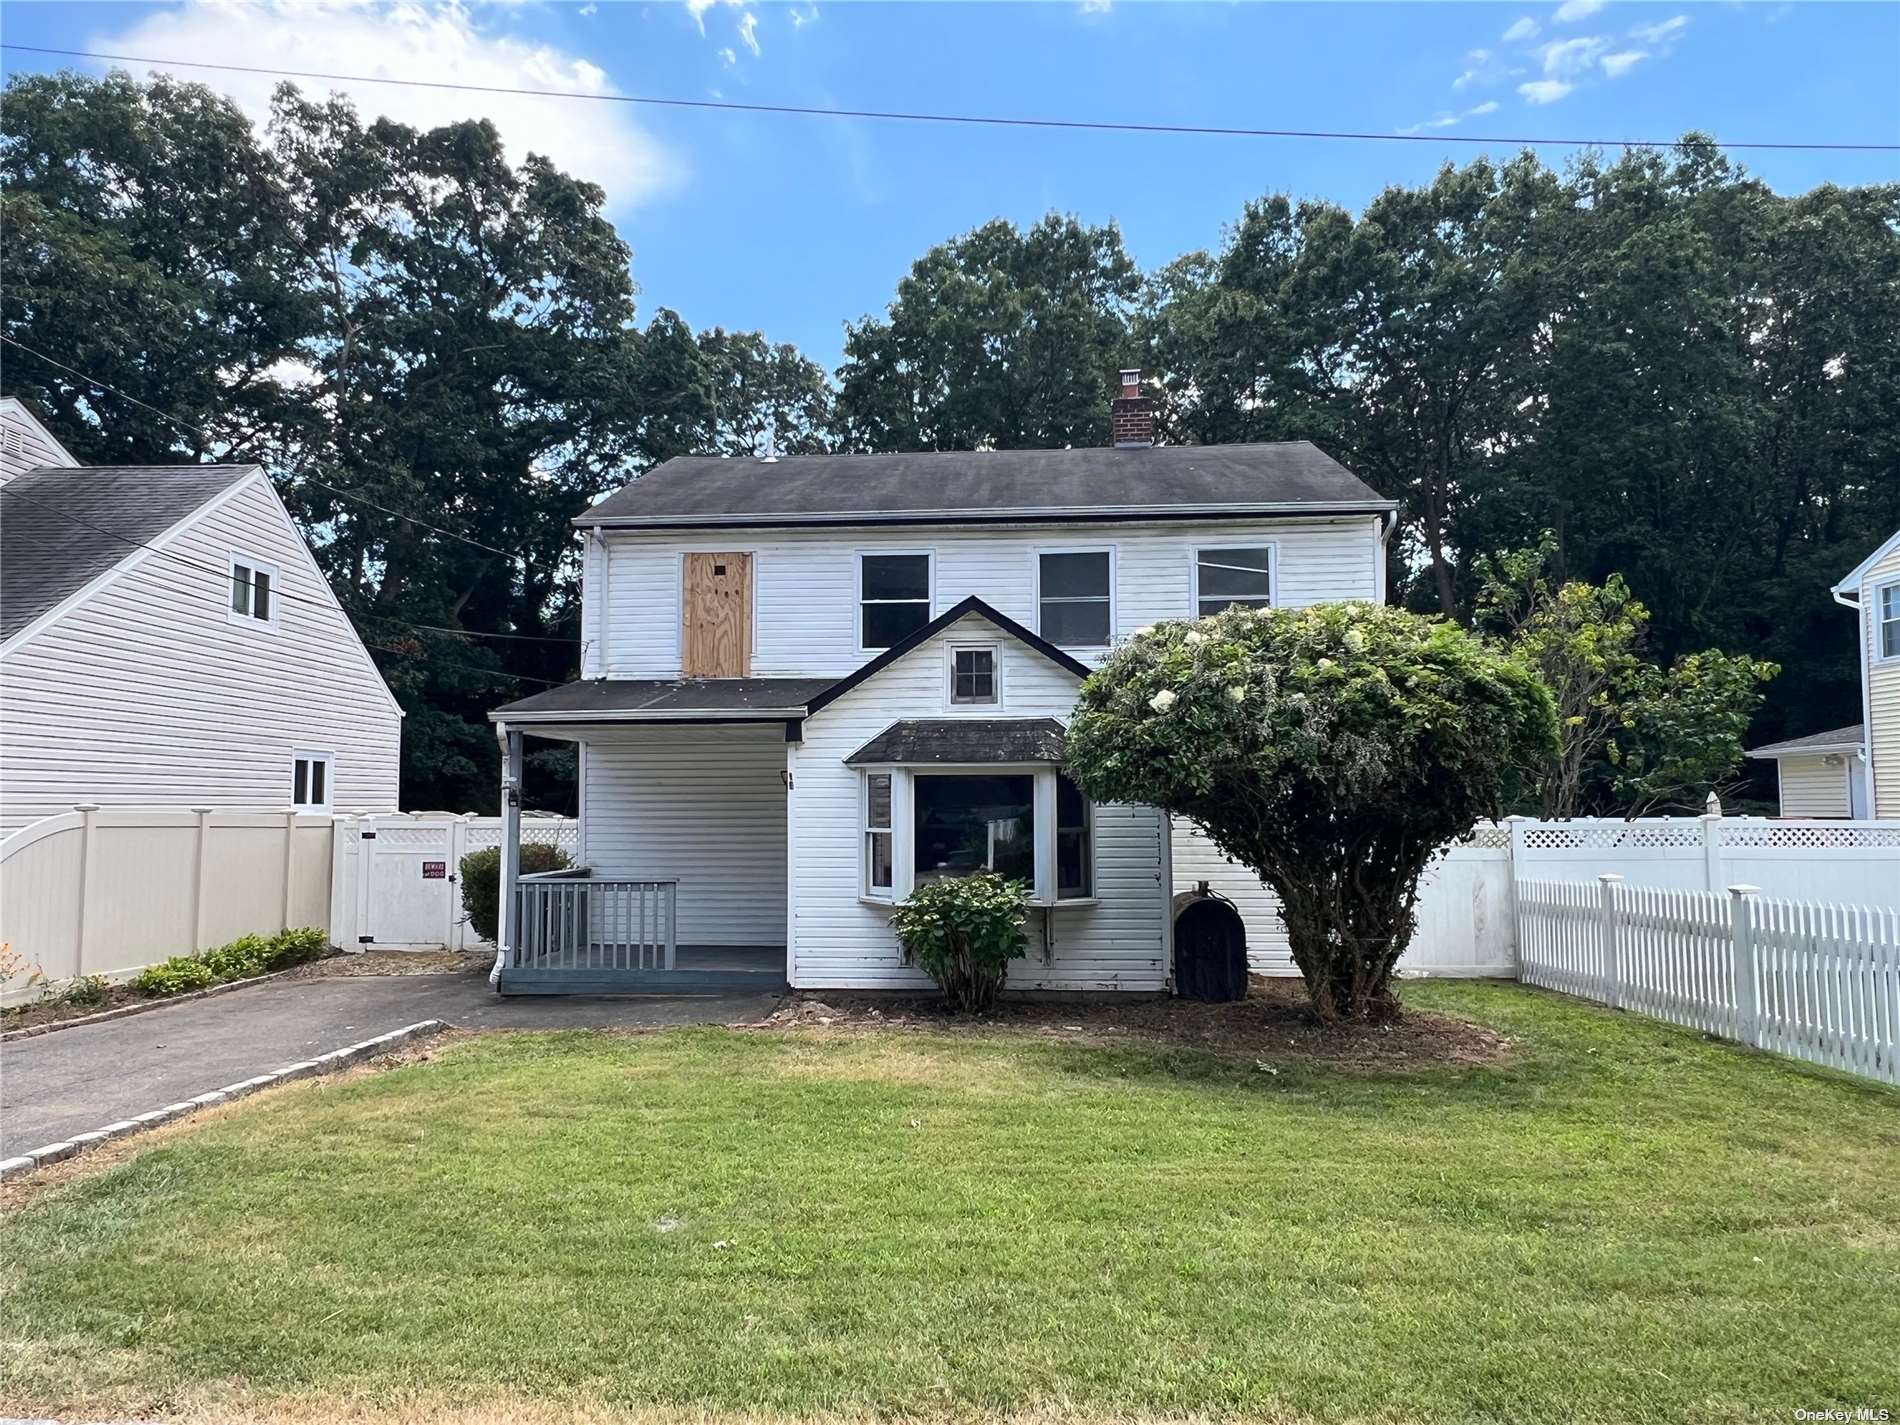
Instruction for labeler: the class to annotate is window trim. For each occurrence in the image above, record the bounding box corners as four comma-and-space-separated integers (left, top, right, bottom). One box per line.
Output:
1055, 771, 1094, 902
862, 770, 895, 897
1033, 544, 1117, 650
291, 749, 335, 811
1876, 579, 1900, 664
944, 641, 1001, 708
227, 552, 281, 629
1190, 542, 1278, 620
855, 548, 936, 655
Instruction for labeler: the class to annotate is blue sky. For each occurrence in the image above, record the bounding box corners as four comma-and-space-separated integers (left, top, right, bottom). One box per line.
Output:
4, 1, 1897, 369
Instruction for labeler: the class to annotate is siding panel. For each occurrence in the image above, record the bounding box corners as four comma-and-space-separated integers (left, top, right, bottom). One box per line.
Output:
1863, 543, 1900, 819
1775, 754, 1852, 819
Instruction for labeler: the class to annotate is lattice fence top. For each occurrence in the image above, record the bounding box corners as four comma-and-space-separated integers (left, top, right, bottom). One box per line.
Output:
1519, 823, 1704, 850
1462, 824, 1512, 849
1718, 822, 1900, 850
462, 822, 579, 855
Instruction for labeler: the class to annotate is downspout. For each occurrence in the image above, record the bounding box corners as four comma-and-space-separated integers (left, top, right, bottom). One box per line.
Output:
1832, 583, 1876, 818
590, 525, 611, 679
491, 721, 523, 989
1375, 509, 1398, 605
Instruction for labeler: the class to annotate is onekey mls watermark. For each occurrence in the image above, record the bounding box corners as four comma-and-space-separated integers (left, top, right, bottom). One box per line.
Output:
1792, 1410, 1892, 1422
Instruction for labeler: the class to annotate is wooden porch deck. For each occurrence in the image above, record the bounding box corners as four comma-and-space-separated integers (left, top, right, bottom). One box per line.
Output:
498, 943, 786, 996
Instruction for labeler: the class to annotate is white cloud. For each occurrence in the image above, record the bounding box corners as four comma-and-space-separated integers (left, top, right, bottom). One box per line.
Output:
1079, 0, 1113, 12
686, 0, 739, 34
578, 3, 597, 15
1629, 13, 1689, 44
1552, 0, 1604, 22
736, 9, 760, 55
1467, 47, 1493, 62
90, 0, 680, 210
1502, 16, 1540, 41
1600, 49, 1647, 77
1518, 78, 1574, 103
789, 4, 819, 25
1540, 35, 1609, 76
716, 45, 737, 66
1453, 67, 1481, 90
1398, 99, 1501, 135
1467, 99, 1499, 116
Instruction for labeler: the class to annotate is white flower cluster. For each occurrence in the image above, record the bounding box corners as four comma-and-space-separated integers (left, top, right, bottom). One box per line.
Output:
1148, 689, 1179, 713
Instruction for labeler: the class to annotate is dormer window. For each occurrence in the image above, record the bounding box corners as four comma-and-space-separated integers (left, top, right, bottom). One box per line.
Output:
950, 646, 997, 705
229, 555, 277, 626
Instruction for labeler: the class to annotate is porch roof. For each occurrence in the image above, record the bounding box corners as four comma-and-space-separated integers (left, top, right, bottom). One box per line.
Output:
1744, 723, 1865, 758
846, 717, 1068, 767
493, 676, 834, 723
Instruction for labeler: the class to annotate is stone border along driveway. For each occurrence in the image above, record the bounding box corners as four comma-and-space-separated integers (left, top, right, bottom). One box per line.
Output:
0, 1020, 446, 1182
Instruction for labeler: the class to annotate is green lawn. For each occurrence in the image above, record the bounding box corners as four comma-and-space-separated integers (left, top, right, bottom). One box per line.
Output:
3, 984, 1897, 1424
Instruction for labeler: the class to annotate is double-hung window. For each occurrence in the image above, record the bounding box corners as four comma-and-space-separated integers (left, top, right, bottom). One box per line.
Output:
1194, 546, 1274, 617
229, 555, 277, 625
1881, 583, 1900, 661
1055, 773, 1092, 900
1038, 550, 1112, 647
292, 751, 334, 810
864, 773, 894, 893
860, 553, 932, 650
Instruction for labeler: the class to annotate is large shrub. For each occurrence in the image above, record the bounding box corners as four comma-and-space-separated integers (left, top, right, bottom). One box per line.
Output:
889, 872, 1030, 1013
459, 843, 573, 943
1067, 603, 1556, 1022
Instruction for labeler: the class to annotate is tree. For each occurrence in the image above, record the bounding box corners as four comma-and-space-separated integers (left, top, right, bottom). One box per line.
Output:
836, 214, 1140, 451
1066, 604, 1556, 1022
1475, 535, 1777, 817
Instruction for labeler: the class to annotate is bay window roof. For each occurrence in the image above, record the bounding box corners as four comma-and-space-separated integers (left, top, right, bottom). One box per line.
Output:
845, 717, 1068, 767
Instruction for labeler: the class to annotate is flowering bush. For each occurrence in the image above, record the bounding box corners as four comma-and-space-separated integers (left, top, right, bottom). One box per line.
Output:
1066, 602, 1556, 1022
889, 872, 1030, 1013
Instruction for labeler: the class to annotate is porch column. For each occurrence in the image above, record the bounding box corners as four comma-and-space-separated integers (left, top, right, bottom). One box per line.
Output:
491, 723, 524, 988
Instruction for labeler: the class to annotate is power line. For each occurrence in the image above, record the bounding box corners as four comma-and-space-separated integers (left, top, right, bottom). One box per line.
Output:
0, 482, 574, 685
4, 42, 1894, 154
0, 334, 522, 560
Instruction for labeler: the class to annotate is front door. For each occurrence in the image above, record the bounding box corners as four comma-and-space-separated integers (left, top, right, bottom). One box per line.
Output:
682, 552, 753, 677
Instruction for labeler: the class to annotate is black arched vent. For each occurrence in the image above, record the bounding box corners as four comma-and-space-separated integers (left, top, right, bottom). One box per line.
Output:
1173, 894, 1249, 1003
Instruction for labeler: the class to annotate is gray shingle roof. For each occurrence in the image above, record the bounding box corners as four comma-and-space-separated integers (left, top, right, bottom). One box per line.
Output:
1745, 724, 1865, 757
493, 677, 835, 720
845, 718, 1068, 767
581, 442, 1393, 528
1, 464, 258, 642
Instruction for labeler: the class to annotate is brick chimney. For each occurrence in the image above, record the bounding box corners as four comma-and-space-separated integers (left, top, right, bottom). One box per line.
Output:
1110, 368, 1154, 448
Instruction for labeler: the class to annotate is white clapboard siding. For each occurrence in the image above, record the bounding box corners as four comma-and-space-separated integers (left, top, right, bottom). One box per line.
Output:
586, 515, 1384, 679
1775, 754, 1853, 819
1859, 539, 1900, 819
1518, 877, 1900, 1087
0, 473, 402, 833
0, 398, 77, 486
580, 725, 788, 945
788, 611, 1169, 992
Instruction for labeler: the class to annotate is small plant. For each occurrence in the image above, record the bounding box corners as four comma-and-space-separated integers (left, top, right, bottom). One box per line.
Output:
269, 927, 330, 966
889, 872, 1030, 1014
45, 974, 112, 1008
132, 956, 217, 996
1, 941, 46, 1003
204, 934, 275, 981
459, 843, 574, 943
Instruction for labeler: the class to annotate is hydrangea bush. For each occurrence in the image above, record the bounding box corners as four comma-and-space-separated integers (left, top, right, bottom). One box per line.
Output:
1066, 603, 1556, 1022
889, 871, 1030, 1013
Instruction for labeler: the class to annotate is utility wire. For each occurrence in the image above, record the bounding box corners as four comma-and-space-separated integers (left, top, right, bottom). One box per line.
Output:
0, 483, 575, 685
4, 42, 1895, 153
1, 334, 523, 561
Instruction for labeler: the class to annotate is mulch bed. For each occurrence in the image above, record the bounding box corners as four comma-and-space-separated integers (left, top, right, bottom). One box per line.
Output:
758, 977, 1514, 1071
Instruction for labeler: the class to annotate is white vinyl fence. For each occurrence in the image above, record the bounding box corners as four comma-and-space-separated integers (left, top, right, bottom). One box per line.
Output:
1520, 875, 1900, 1086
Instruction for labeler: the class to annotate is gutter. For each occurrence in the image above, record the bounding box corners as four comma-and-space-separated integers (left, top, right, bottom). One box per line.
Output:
570, 500, 1399, 531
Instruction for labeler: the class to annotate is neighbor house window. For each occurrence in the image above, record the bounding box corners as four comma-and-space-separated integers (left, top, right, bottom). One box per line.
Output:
859, 552, 932, 649
292, 751, 333, 810
229, 555, 276, 624
950, 647, 997, 705
1056, 773, 1092, 900
1881, 583, 1900, 661
864, 772, 894, 894
913, 774, 1034, 886
1038, 550, 1112, 647
1194, 546, 1274, 617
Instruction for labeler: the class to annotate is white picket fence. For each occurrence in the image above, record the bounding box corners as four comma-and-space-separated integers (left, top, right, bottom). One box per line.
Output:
1519, 875, 1900, 1086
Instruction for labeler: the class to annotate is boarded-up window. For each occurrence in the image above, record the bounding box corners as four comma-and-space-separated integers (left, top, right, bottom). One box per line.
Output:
682, 552, 752, 677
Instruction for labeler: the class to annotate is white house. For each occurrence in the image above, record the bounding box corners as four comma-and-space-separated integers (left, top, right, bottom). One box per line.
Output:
0, 397, 402, 836
1746, 527, 1900, 820
488, 371, 1395, 994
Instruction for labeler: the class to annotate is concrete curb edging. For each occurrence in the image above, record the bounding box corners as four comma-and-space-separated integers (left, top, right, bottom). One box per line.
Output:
0, 1019, 448, 1183
0, 966, 308, 1043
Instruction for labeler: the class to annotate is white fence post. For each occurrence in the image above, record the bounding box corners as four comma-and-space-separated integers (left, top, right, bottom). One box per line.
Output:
73, 803, 100, 978
280, 808, 299, 932
1598, 873, 1624, 1009
1700, 813, 1725, 894
190, 806, 215, 951
1728, 883, 1761, 1047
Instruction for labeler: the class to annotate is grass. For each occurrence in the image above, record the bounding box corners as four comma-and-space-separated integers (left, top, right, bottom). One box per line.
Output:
2, 983, 1897, 1423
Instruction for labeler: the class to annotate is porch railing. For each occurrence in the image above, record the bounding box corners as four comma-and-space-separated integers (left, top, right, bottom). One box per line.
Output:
513, 869, 678, 972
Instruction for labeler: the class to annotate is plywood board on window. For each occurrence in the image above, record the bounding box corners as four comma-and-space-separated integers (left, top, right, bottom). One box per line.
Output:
682, 552, 752, 677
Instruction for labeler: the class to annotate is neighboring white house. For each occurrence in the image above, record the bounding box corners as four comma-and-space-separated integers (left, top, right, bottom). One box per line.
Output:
488, 370, 1396, 994
1746, 527, 1900, 820
0, 397, 403, 836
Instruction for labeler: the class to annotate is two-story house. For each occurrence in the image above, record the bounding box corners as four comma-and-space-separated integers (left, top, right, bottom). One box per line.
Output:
488, 372, 1396, 994
0, 396, 402, 836
1746, 527, 1900, 821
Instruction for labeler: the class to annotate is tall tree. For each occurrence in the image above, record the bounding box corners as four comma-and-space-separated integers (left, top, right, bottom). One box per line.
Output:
837, 215, 1140, 450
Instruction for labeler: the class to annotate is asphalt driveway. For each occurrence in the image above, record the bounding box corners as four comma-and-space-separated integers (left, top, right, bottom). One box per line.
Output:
0, 975, 781, 1157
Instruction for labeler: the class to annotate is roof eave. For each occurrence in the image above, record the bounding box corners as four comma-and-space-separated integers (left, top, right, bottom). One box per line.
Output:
572, 499, 1398, 530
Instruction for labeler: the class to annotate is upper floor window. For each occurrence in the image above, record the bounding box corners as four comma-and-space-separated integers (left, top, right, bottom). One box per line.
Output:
860, 552, 932, 650
291, 751, 333, 810
950, 646, 997, 705
229, 554, 277, 626
1194, 546, 1274, 617
1880, 582, 1900, 661
1038, 550, 1112, 647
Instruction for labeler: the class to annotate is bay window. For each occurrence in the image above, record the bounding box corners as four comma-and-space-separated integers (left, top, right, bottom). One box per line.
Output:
860, 766, 1093, 905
